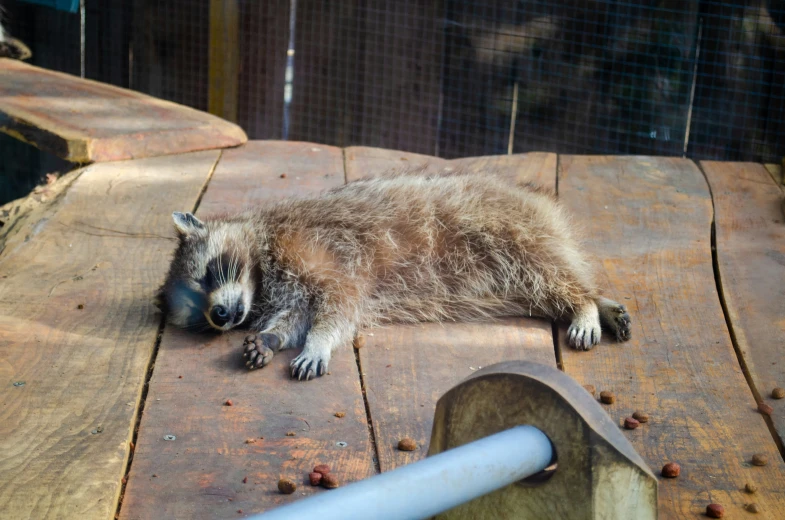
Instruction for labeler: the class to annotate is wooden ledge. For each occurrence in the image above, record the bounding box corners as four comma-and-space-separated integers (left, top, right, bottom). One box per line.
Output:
0, 59, 247, 163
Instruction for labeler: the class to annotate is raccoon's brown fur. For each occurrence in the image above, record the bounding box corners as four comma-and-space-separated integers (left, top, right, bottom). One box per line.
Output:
157, 169, 631, 380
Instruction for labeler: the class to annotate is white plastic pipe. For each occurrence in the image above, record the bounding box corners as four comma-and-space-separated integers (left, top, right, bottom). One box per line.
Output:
248, 425, 552, 520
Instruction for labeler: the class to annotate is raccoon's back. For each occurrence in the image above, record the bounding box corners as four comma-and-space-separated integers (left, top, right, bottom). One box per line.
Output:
257, 173, 585, 322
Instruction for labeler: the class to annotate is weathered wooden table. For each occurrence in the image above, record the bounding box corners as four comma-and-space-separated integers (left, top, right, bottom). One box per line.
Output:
1, 60, 785, 519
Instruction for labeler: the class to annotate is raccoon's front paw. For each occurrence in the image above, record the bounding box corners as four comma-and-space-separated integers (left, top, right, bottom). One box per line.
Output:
243, 333, 279, 369
290, 349, 330, 381
567, 316, 601, 351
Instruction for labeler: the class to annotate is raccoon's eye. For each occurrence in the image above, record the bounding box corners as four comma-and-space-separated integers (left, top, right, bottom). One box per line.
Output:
202, 253, 234, 290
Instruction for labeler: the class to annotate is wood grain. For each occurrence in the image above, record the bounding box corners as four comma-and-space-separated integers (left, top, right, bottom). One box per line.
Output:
558, 156, 785, 519
0, 151, 220, 520
0, 59, 247, 163
359, 320, 555, 472
119, 142, 376, 519
345, 148, 558, 470
344, 146, 556, 187
763, 162, 783, 186
702, 161, 785, 447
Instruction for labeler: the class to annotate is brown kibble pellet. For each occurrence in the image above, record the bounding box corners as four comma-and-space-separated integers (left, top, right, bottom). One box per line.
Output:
751, 453, 767, 466
313, 464, 330, 475
706, 503, 724, 518
309, 472, 322, 486
334, 412, 345, 418
178, 375, 183, 379
632, 410, 649, 423
152, 474, 157, 478
582, 384, 596, 396
237, 509, 242, 514
286, 431, 296, 437
746, 503, 760, 514
772, 387, 785, 399
661, 463, 680, 478
278, 478, 297, 494
245, 438, 256, 444
599, 391, 615, 404
624, 417, 640, 430
758, 402, 773, 415
224, 399, 233, 406
242, 476, 248, 484
280, 173, 287, 179
745, 482, 758, 494
398, 438, 417, 451
77, 304, 84, 310
353, 335, 366, 350
321, 474, 339, 489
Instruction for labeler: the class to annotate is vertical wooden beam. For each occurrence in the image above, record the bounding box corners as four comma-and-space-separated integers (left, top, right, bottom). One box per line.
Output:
208, 0, 240, 122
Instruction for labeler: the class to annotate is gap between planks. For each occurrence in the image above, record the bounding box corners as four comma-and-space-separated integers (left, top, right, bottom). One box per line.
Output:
697, 160, 785, 461
114, 150, 224, 518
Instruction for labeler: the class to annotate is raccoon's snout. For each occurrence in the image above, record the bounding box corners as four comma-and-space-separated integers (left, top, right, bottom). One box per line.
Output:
210, 305, 231, 327
208, 301, 246, 328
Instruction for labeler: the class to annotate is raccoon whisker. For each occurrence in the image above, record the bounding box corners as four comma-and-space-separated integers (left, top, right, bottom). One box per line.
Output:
217, 251, 227, 286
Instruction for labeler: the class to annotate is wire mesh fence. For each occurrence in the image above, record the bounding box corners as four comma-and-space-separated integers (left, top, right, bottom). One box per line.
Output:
1, 0, 783, 203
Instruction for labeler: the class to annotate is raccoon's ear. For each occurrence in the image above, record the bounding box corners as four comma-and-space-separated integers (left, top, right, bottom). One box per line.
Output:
172, 212, 206, 237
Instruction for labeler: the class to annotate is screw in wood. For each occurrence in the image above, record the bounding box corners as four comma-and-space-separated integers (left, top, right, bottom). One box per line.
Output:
163, 434, 176, 441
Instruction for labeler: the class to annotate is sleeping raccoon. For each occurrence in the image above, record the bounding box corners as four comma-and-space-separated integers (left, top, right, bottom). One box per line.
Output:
156, 170, 632, 381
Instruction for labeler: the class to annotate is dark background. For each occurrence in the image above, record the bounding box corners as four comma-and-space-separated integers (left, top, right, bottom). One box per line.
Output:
2, 0, 784, 203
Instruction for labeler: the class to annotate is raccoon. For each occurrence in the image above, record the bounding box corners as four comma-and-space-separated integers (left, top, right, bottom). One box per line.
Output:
157, 170, 632, 381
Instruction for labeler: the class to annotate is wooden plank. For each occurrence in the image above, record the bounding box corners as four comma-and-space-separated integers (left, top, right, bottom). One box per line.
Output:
0, 59, 247, 163
764, 162, 783, 186
358, 0, 444, 155
119, 142, 376, 519
0, 150, 220, 520
344, 146, 556, 187
208, 0, 239, 123
702, 161, 785, 448
360, 320, 555, 472
558, 156, 785, 518
345, 147, 557, 471
235, 0, 289, 139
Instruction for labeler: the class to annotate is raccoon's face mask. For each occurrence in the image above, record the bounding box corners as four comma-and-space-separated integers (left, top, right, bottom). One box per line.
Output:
156, 212, 253, 332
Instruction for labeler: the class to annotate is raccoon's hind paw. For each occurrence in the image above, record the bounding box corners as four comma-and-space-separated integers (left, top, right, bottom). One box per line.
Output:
243, 333, 278, 370
290, 349, 330, 381
597, 298, 632, 342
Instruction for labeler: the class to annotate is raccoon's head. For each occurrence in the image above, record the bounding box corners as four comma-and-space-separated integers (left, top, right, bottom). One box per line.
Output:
156, 212, 256, 332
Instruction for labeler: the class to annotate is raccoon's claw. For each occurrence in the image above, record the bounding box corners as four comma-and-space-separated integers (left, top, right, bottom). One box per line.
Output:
290, 352, 329, 381
242, 334, 277, 370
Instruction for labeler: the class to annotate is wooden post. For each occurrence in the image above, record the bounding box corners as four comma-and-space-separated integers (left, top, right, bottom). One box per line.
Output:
208, 0, 239, 122
428, 361, 658, 519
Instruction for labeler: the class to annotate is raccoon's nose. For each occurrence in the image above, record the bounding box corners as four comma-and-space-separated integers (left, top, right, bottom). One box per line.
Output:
210, 305, 231, 327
